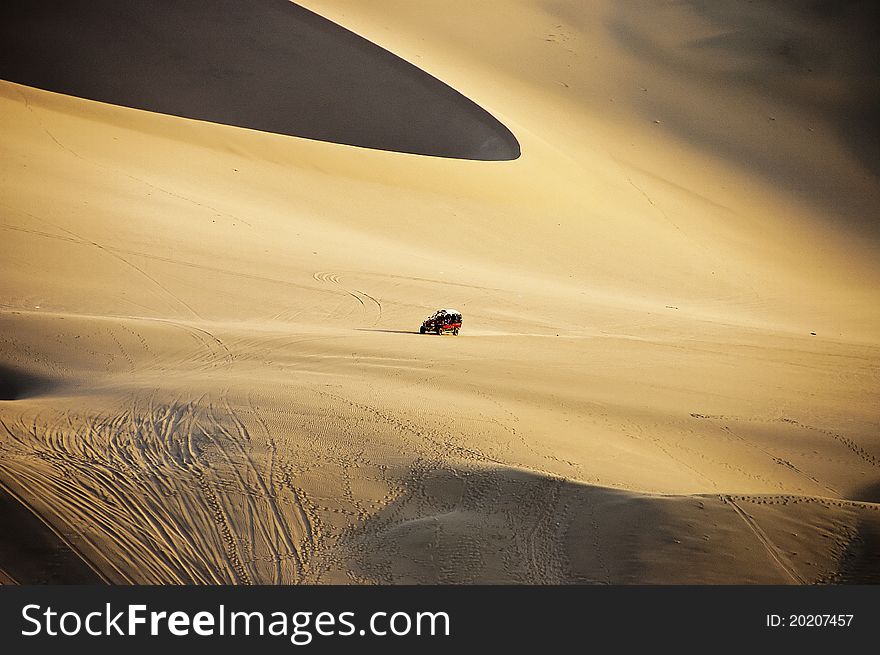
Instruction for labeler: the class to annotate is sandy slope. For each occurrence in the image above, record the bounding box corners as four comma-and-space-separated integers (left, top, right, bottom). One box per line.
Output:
1, 0, 878, 583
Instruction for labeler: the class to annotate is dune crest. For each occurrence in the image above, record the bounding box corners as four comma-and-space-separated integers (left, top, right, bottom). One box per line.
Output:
0, 0, 519, 160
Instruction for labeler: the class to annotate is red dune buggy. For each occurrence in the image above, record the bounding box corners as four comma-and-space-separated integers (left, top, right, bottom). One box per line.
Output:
420, 309, 462, 335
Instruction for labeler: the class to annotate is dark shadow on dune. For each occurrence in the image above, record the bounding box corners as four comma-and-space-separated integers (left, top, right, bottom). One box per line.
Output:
589, 0, 880, 235
0, 484, 104, 583
335, 464, 880, 584
675, 0, 880, 179
332, 467, 748, 583
0, 0, 520, 160
850, 479, 880, 505
0, 365, 56, 400
335, 466, 627, 584
836, 481, 880, 583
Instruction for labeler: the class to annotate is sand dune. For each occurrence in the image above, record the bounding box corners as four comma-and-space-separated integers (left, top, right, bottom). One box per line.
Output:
1, 0, 878, 583
0, 0, 518, 160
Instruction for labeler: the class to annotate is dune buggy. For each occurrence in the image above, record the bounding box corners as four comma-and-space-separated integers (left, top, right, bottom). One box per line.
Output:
420, 309, 462, 335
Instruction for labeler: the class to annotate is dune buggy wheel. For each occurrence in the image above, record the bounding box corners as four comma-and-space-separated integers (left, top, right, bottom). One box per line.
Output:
453, 328, 459, 336
436, 327, 442, 335
419, 325, 426, 334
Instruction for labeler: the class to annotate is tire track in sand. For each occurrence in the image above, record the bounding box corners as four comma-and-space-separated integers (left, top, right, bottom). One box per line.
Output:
721, 494, 806, 584
691, 413, 880, 469
313, 271, 382, 326
0, 393, 318, 584
244, 390, 323, 582
195, 390, 316, 583
1, 201, 200, 320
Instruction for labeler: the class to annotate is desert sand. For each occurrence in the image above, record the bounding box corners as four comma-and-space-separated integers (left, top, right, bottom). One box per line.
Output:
1, 0, 878, 584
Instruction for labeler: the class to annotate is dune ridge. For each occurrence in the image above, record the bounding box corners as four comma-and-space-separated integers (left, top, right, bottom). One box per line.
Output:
0, 0, 519, 160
